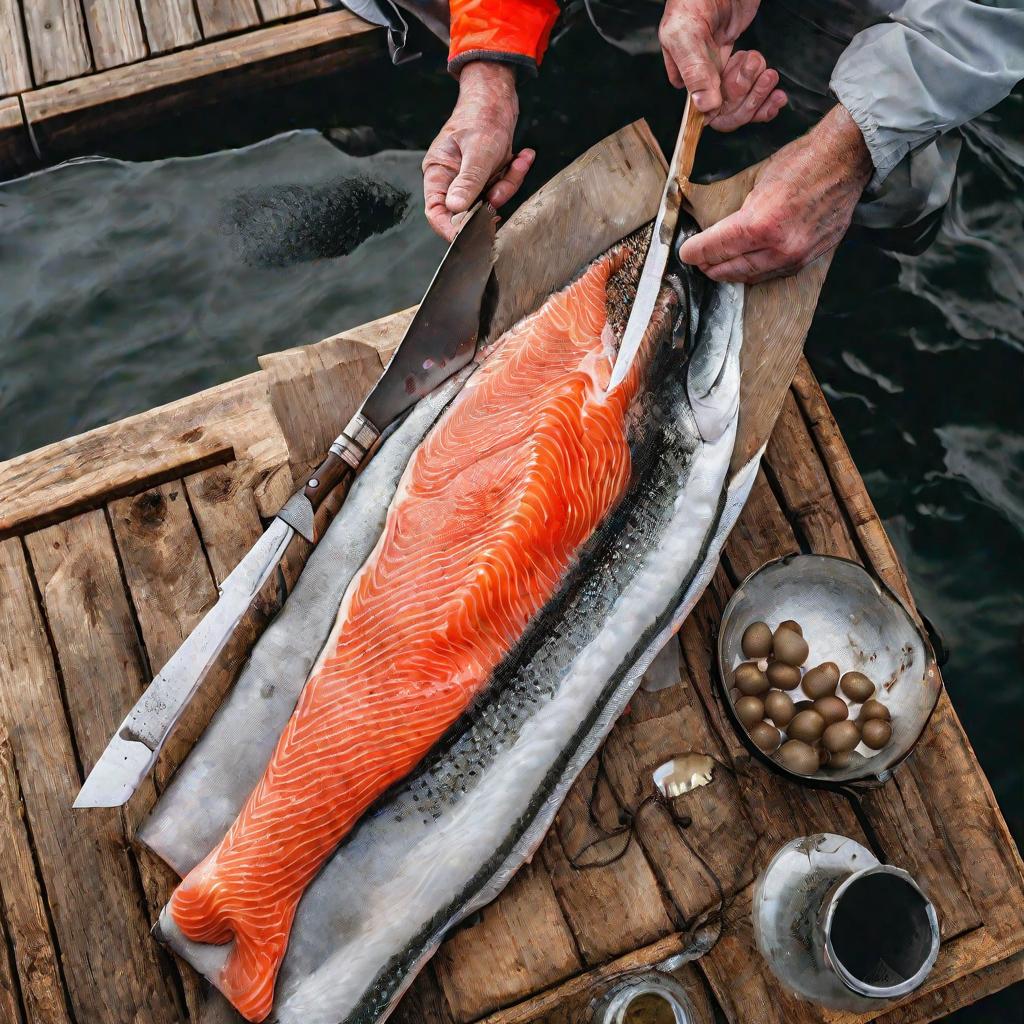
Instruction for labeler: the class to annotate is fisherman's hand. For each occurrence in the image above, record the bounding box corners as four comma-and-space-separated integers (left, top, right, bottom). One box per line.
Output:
659, 0, 764, 117
423, 62, 535, 241
709, 49, 787, 131
679, 104, 873, 283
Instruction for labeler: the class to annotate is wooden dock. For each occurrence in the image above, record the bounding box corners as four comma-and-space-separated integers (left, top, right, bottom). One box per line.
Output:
0, 1, 385, 176
0, 314, 1022, 1023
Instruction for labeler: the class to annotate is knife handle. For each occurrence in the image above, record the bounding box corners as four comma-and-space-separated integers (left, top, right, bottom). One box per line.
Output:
279, 412, 382, 542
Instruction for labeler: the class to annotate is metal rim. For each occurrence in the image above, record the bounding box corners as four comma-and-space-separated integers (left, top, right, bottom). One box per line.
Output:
822, 865, 940, 999
715, 553, 942, 791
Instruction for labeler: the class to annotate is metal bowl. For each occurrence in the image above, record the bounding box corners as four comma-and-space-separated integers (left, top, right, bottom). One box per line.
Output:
717, 554, 942, 786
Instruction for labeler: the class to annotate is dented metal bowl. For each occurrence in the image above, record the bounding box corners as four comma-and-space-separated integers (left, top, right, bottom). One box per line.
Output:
717, 554, 942, 786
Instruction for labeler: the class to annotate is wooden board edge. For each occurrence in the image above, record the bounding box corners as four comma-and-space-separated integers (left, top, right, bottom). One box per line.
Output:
19, 12, 386, 161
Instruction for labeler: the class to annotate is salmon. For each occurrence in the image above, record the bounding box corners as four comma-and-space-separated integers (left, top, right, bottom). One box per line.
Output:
152, 218, 752, 1024
167, 238, 655, 1021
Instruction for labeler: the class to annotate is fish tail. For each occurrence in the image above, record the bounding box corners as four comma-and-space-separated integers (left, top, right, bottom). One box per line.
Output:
169, 867, 295, 1022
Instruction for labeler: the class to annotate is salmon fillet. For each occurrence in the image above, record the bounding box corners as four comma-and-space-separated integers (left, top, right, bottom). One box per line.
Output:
168, 240, 651, 1021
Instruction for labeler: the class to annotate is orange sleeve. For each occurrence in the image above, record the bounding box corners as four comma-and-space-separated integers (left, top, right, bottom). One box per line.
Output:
448, 0, 560, 75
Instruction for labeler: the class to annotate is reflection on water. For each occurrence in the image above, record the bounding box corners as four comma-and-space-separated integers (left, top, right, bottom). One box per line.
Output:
0, 27, 1019, 1023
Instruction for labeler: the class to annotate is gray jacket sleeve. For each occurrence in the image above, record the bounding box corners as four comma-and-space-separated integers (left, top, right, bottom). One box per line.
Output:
830, 0, 1024, 189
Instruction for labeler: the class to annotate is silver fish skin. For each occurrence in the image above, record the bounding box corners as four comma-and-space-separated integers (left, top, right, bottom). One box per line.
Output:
155, 228, 755, 1024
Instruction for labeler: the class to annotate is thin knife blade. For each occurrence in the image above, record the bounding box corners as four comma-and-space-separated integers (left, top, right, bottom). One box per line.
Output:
609, 97, 704, 391
74, 518, 297, 807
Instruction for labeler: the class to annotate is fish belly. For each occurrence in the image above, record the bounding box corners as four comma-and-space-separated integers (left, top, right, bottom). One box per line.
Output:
167, 243, 651, 1022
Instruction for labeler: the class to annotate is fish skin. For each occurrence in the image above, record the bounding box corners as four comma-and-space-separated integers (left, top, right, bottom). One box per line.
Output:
165, 234, 663, 1022
157, 221, 752, 1024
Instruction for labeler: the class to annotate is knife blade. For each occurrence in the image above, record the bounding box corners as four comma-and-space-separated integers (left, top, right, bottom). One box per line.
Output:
608, 95, 704, 391
75, 203, 498, 809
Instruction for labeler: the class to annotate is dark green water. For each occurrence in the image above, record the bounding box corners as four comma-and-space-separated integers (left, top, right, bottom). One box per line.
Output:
0, 27, 1019, 1022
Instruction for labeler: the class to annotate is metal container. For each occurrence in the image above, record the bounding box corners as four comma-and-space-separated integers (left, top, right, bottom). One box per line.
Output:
591, 972, 698, 1024
753, 833, 940, 1011
717, 554, 942, 786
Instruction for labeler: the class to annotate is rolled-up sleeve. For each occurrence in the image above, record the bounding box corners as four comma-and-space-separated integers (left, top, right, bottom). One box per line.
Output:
831, 0, 1024, 188
448, 0, 560, 75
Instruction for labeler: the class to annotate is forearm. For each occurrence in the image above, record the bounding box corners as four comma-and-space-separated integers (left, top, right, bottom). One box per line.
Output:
831, 0, 1024, 186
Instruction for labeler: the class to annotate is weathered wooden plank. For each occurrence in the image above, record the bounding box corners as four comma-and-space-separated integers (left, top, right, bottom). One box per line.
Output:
0, 728, 71, 1024
698, 885, 825, 1024
195, 0, 260, 39
598, 643, 760, 929
258, 336, 385, 480
20, 12, 385, 159
475, 936, 717, 1024
138, 0, 201, 53
434, 860, 583, 1022
0, 906, 23, 1024
764, 389, 859, 560
184, 463, 265, 582
0, 371, 292, 538
258, 0, 317, 21
540, 757, 675, 964
874, 947, 1024, 1024
792, 362, 1024, 947
82, 0, 147, 69
109, 482, 223, 792
24, 511, 200, 1020
0, 0, 32, 95
791, 360, 910, 602
0, 538, 180, 1024
22, 0, 91, 85
763, 382, 981, 941
721, 468, 799, 583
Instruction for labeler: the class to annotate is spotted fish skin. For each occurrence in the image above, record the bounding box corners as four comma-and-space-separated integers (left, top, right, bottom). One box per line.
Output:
167, 235, 658, 1022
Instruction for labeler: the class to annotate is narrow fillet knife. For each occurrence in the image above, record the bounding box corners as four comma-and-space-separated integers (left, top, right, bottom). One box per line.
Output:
608, 95, 704, 390
75, 204, 498, 809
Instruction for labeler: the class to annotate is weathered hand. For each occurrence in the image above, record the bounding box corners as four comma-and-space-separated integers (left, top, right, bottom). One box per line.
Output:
423, 62, 534, 241
659, 0, 763, 115
710, 49, 787, 132
679, 105, 874, 283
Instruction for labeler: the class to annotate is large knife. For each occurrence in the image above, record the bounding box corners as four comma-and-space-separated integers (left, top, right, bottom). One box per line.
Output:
608, 95, 704, 390
75, 203, 498, 809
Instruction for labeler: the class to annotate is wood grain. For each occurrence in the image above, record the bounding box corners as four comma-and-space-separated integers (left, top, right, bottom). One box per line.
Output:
541, 758, 675, 963
0, 371, 292, 538
0, 539, 181, 1024
22, 0, 91, 85
195, 0, 261, 39
184, 463, 266, 582
0, 728, 72, 1024
82, 0, 146, 69
258, 0, 317, 20
23, 512, 199, 1016
21, 12, 384, 158
138, 0, 201, 53
434, 860, 583, 1022
0, 0, 32, 95
109, 481, 226, 801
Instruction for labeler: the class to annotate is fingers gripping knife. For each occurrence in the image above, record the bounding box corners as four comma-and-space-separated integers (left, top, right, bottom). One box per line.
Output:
75, 204, 498, 809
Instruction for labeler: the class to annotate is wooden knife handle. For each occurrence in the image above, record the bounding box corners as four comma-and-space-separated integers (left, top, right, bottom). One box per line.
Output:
677, 94, 706, 192
300, 449, 355, 515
